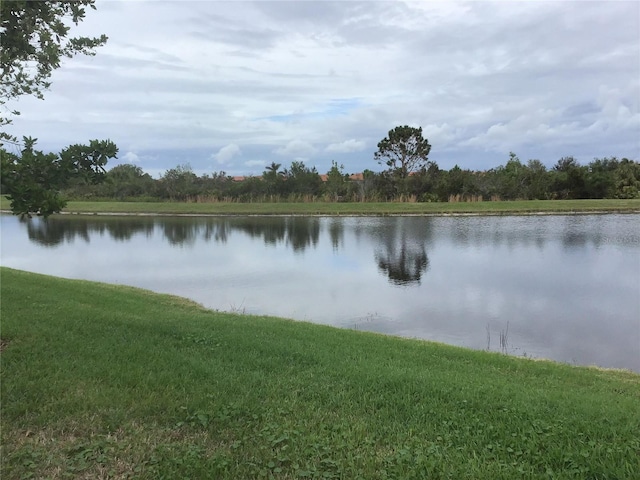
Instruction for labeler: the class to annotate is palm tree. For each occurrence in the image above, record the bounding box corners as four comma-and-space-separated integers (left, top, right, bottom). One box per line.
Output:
263, 162, 284, 196
265, 162, 282, 176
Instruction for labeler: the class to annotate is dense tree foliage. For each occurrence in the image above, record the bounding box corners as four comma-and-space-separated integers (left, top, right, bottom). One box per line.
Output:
56, 153, 640, 204
1, 0, 107, 143
102, 164, 155, 199
7, 124, 633, 206
374, 125, 432, 196
282, 161, 323, 198
1, 138, 117, 216
0, 1, 117, 217
325, 161, 350, 201
374, 126, 432, 178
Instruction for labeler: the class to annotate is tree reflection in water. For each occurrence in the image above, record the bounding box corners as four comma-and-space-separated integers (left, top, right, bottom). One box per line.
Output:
232, 217, 320, 253
21, 215, 435, 285
21, 215, 324, 253
376, 244, 428, 286
373, 218, 432, 285
23, 216, 155, 246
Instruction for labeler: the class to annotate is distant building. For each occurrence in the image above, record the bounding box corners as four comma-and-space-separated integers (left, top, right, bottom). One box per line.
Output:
231, 173, 365, 182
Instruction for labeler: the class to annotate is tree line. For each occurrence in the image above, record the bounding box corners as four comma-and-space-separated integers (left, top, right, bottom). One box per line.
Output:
54, 151, 640, 204
52, 125, 640, 203
2, 124, 639, 218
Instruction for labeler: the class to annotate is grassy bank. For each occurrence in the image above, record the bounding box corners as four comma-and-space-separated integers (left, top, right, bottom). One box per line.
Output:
1, 268, 639, 479
2, 197, 640, 216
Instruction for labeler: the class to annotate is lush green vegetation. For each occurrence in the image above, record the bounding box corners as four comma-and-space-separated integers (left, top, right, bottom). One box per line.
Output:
2, 268, 639, 479
2, 195, 639, 216
0, 138, 118, 217
4, 148, 638, 216
54, 154, 640, 204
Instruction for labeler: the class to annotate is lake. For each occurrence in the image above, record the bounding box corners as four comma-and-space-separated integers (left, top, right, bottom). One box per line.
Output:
1, 213, 639, 372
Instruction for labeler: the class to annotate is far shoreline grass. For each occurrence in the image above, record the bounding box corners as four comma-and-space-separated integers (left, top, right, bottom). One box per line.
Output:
3, 197, 640, 216
1, 267, 639, 479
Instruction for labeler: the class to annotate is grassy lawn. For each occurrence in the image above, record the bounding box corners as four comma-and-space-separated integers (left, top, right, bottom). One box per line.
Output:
2, 197, 640, 216
1, 268, 639, 479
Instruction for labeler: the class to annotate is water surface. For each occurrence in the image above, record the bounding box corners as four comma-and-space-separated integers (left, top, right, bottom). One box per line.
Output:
1, 213, 638, 371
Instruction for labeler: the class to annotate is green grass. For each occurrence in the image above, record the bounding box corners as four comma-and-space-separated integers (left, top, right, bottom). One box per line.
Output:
1, 268, 639, 479
3, 196, 640, 216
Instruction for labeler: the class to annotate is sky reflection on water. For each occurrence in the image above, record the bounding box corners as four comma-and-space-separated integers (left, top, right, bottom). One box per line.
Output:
1, 213, 639, 372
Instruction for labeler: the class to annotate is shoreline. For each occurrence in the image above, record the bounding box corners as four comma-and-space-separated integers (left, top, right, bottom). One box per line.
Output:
2, 208, 640, 218
2, 267, 639, 479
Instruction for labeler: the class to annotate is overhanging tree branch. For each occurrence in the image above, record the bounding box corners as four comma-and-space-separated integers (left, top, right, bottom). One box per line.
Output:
0, 0, 107, 142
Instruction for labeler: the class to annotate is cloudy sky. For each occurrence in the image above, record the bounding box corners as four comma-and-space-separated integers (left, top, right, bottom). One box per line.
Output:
5, 0, 640, 177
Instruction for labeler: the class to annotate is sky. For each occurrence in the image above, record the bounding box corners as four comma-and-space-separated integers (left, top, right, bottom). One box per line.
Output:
5, 0, 640, 178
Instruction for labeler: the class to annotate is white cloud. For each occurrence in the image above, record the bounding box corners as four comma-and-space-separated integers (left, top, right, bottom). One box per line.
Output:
122, 151, 140, 163
213, 143, 242, 164
274, 139, 317, 158
596, 85, 640, 129
326, 139, 366, 153
244, 159, 266, 167
421, 124, 461, 148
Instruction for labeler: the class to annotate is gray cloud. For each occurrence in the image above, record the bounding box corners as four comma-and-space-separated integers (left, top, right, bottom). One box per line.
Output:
326, 139, 366, 153
5, 0, 638, 176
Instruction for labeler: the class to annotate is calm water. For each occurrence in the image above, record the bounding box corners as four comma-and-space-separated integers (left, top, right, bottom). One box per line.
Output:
1, 213, 639, 371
